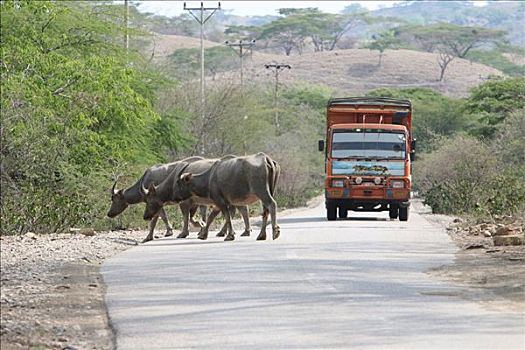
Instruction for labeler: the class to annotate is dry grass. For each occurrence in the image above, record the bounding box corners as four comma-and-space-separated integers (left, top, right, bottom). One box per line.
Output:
149, 33, 219, 61
151, 34, 505, 97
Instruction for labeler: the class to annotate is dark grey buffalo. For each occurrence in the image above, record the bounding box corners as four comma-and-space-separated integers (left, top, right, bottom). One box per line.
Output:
141, 157, 253, 239
107, 157, 207, 243
143, 153, 280, 241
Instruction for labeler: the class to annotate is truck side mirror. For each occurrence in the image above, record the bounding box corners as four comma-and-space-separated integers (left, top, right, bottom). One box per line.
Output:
411, 139, 417, 151
318, 140, 325, 152
410, 150, 416, 161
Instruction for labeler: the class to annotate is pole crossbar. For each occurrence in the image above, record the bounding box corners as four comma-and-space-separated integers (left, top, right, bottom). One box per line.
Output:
225, 39, 256, 85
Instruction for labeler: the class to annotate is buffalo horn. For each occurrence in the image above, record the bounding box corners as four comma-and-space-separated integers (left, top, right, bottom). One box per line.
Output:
111, 174, 121, 195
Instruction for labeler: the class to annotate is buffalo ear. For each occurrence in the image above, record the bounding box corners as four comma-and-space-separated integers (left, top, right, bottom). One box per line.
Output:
180, 173, 192, 184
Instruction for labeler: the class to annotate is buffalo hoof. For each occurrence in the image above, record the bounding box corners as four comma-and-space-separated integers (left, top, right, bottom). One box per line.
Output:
177, 231, 189, 239
141, 236, 153, 244
197, 234, 207, 240
216, 230, 227, 237
240, 229, 251, 237
165, 230, 174, 237
272, 229, 280, 240
224, 233, 235, 241
256, 232, 266, 241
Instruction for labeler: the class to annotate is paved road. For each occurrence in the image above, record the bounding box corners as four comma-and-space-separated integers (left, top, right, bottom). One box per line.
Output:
102, 203, 524, 349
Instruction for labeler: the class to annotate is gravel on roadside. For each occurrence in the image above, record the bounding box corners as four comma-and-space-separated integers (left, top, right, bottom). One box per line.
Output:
1, 230, 147, 350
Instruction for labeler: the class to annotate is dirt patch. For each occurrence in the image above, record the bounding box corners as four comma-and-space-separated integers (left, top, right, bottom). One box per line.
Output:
415, 201, 525, 313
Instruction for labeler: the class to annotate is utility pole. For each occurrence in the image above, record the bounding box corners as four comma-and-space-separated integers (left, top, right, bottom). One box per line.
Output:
225, 39, 256, 85
184, 2, 221, 121
124, 0, 129, 53
265, 63, 291, 132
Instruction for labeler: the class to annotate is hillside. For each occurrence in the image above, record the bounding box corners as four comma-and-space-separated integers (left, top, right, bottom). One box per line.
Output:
149, 34, 219, 61
154, 35, 504, 97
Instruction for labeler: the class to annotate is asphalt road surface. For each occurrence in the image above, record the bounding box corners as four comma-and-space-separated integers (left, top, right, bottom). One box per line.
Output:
102, 203, 525, 349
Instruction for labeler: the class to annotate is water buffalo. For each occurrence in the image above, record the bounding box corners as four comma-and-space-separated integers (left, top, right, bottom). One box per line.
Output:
141, 157, 253, 239
143, 153, 280, 241
107, 157, 207, 243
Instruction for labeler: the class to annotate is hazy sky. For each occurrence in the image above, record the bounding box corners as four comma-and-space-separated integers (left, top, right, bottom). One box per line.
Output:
135, 1, 403, 17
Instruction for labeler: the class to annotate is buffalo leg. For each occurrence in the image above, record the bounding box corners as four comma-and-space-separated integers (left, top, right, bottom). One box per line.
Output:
216, 206, 238, 237
159, 208, 174, 237
198, 207, 221, 240
190, 205, 206, 229
216, 224, 228, 237
256, 208, 269, 241
258, 192, 279, 240
221, 205, 235, 241
143, 215, 159, 243
177, 201, 192, 238
239, 206, 252, 237
269, 200, 280, 240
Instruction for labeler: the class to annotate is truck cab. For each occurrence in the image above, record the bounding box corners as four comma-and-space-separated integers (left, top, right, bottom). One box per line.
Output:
319, 97, 415, 221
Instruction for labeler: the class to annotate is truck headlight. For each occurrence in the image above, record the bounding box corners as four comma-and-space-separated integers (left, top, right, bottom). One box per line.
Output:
374, 177, 382, 185
331, 179, 344, 188
391, 180, 404, 188
354, 177, 363, 185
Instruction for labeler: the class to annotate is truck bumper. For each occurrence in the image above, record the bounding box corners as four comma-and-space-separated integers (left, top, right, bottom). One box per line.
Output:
326, 198, 410, 211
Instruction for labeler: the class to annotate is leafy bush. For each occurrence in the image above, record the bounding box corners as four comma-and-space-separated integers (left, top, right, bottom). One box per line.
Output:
465, 77, 525, 138
465, 49, 525, 77
1, 1, 185, 234
416, 128, 525, 217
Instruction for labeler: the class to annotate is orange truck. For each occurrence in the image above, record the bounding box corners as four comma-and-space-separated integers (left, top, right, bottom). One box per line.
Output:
318, 97, 416, 221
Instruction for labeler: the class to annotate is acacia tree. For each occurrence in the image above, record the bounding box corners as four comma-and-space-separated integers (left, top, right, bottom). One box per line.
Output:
258, 15, 308, 55
397, 23, 506, 81
366, 29, 400, 66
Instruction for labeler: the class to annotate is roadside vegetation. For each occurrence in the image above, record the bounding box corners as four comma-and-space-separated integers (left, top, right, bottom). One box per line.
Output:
366, 78, 524, 219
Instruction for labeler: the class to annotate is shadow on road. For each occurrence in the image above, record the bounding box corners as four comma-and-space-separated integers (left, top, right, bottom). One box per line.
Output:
143, 239, 228, 247
279, 216, 390, 224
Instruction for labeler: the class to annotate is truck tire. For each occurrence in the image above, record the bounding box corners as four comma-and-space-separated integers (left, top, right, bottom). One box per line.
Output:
327, 205, 337, 221
339, 207, 348, 219
399, 206, 409, 221
389, 205, 398, 219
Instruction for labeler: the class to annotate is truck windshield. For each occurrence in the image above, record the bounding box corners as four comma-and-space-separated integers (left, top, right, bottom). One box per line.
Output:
331, 130, 406, 159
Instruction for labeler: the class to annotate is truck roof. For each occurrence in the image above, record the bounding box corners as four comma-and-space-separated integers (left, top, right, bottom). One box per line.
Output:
331, 123, 408, 131
328, 97, 412, 109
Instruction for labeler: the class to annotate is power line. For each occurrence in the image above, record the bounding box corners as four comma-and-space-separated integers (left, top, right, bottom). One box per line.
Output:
225, 39, 256, 85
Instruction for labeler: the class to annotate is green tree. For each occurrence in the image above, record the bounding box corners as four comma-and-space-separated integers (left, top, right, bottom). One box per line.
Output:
1, 1, 185, 234
396, 23, 506, 81
258, 14, 308, 55
365, 29, 400, 66
465, 77, 525, 138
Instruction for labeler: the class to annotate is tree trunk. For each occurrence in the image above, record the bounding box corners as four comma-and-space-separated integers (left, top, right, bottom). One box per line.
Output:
438, 52, 454, 82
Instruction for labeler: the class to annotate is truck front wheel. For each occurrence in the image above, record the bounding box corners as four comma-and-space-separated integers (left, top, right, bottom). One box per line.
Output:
327, 204, 337, 221
399, 206, 409, 221
389, 205, 399, 219
339, 207, 348, 219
